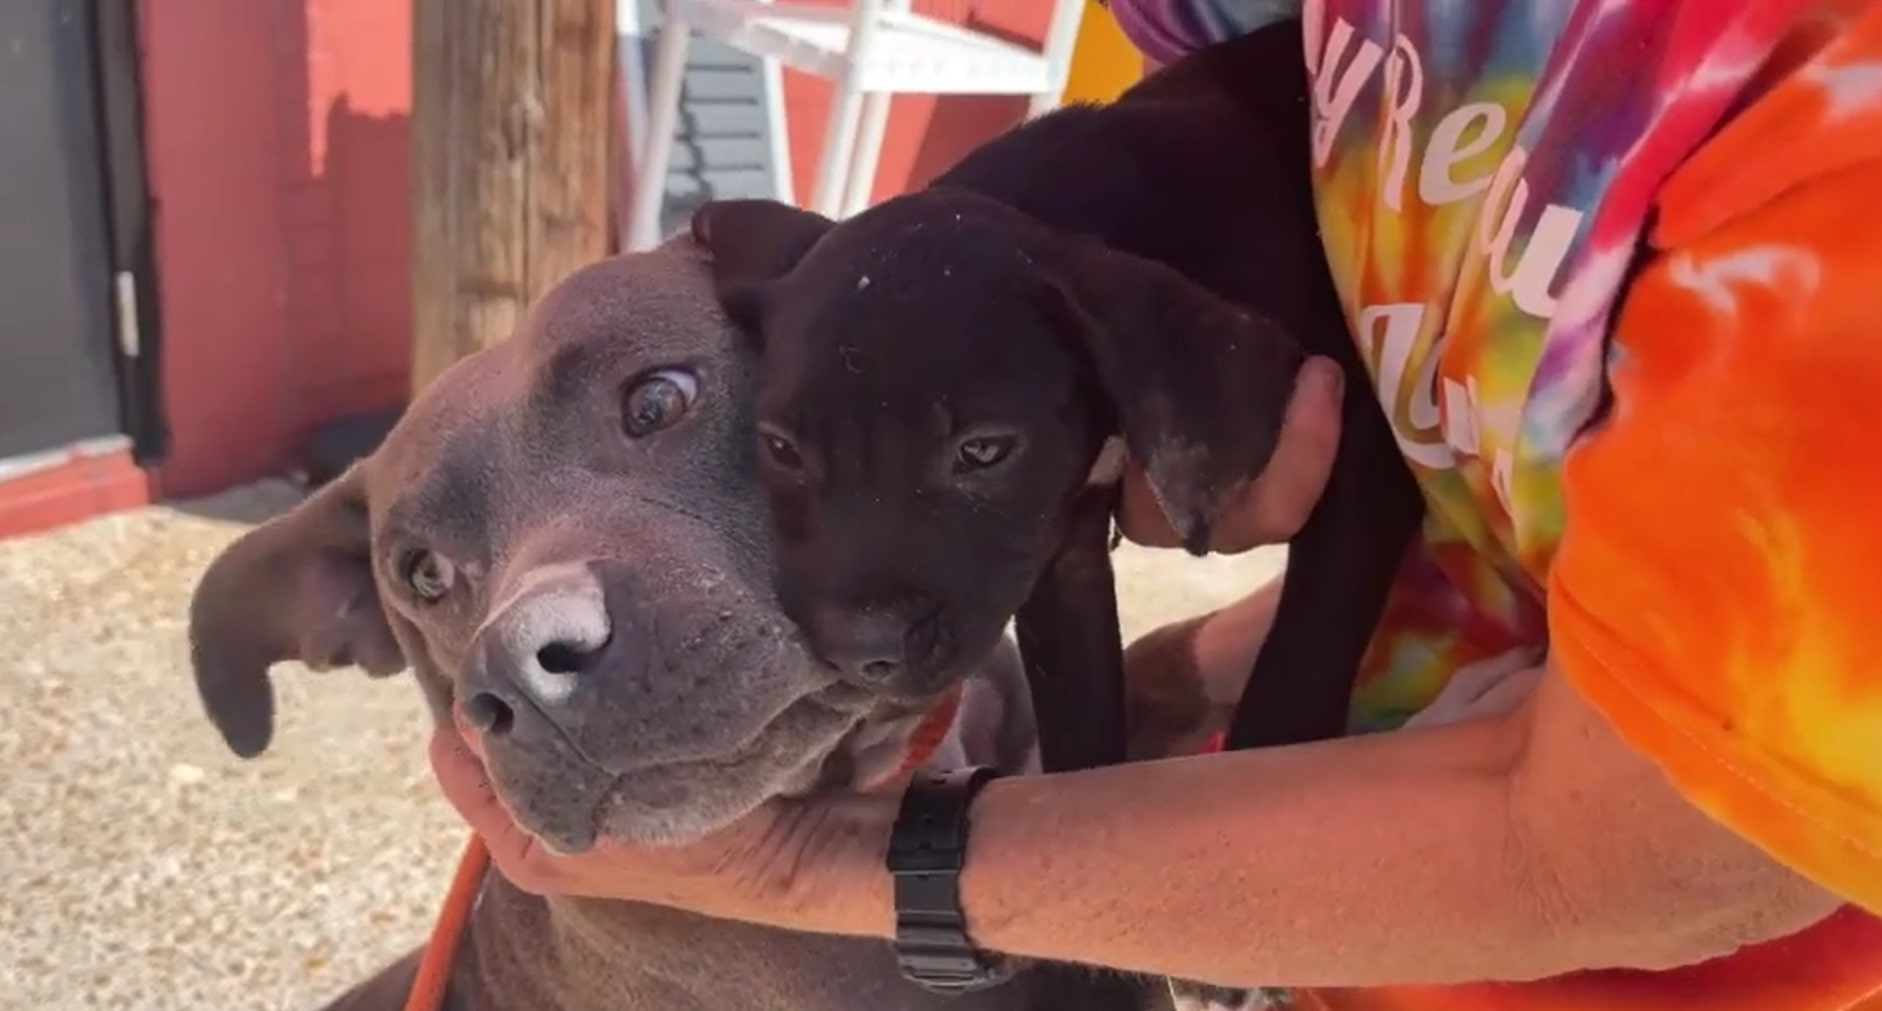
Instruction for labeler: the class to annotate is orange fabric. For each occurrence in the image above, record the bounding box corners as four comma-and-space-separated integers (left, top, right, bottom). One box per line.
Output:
1293, 4, 1882, 1009
1301, 908, 1882, 1011
1553, 4, 1882, 926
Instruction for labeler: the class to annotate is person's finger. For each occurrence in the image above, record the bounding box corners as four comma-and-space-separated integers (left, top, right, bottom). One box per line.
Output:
1204, 355, 1346, 553
1115, 458, 1181, 549
1118, 355, 1346, 551
428, 729, 552, 891
429, 726, 744, 902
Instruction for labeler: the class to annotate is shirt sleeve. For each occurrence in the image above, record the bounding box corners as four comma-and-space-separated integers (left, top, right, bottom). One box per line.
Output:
1103, 0, 1304, 65
1549, 9, 1882, 913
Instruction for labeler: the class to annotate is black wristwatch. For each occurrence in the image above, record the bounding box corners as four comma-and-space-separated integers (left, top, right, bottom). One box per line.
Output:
886, 765, 1012, 994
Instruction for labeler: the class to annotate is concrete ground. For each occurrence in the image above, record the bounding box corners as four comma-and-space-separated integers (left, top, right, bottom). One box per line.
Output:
0, 480, 1283, 1011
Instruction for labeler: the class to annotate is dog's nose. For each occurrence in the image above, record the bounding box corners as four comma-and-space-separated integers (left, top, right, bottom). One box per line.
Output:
463, 566, 613, 737
813, 608, 908, 683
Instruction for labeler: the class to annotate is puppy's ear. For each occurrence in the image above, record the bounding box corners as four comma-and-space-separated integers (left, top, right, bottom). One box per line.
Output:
690, 199, 835, 337
1047, 241, 1307, 556
188, 466, 405, 758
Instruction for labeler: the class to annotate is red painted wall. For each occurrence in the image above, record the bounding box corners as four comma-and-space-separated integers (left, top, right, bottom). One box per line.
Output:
140, 0, 412, 497
140, 0, 1048, 498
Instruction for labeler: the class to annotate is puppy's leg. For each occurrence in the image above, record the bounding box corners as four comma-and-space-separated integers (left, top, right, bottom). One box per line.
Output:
1223, 404, 1424, 751
1178, 402, 1423, 1007
1015, 487, 1131, 773
1013, 490, 1159, 1010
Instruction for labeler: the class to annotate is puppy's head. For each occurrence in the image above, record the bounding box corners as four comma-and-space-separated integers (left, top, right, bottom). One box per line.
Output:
187, 239, 941, 853
693, 192, 1304, 698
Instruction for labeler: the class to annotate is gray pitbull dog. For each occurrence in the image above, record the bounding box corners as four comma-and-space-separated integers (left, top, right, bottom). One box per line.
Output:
186, 238, 1181, 1011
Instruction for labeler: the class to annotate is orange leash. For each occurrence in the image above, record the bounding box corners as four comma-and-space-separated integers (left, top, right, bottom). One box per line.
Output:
401, 833, 490, 1011
401, 686, 966, 1011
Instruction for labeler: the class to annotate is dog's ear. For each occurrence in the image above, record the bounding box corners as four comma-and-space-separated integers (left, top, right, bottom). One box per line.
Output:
187, 466, 405, 759
1045, 240, 1307, 556
690, 199, 835, 338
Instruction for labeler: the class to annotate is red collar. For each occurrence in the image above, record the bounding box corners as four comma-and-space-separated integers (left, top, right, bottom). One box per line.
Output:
882, 684, 966, 785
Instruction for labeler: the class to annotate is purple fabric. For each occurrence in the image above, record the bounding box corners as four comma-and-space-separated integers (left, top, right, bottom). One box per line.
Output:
1105, 0, 1305, 65
1108, 0, 1208, 66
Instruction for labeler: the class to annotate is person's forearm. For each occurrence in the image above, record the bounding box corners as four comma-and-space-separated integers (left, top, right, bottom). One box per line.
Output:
789, 668, 1835, 988
959, 711, 1541, 987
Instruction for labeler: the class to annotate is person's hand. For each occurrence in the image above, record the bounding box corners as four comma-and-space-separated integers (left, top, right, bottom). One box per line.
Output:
1117, 356, 1346, 553
428, 725, 896, 935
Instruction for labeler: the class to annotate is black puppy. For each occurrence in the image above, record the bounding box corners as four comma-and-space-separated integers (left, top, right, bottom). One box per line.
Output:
696, 22, 1425, 1006
697, 22, 1424, 762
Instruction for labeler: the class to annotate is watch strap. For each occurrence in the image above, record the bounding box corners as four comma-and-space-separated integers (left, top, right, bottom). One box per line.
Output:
886, 765, 1011, 993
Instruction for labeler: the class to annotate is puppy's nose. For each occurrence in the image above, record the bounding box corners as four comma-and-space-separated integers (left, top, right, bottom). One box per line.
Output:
464, 566, 613, 737
813, 608, 908, 683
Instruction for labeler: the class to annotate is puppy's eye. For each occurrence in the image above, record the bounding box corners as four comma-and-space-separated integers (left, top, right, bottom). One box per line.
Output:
954, 435, 1017, 473
622, 368, 700, 438
758, 428, 804, 472
402, 550, 455, 603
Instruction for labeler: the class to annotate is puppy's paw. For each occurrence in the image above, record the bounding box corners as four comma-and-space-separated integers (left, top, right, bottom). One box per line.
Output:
1167, 978, 1292, 1011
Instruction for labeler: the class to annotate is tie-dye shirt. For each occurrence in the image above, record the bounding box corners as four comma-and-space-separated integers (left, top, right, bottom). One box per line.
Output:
1107, 0, 1882, 1008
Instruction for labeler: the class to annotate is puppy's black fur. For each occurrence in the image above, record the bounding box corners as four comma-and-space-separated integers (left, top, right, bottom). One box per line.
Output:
696, 23, 1426, 1004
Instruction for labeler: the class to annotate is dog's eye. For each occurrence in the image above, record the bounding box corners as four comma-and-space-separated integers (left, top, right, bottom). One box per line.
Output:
402, 550, 455, 603
758, 428, 804, 472
954, 435, 1016, 472
622, 369, 699, 438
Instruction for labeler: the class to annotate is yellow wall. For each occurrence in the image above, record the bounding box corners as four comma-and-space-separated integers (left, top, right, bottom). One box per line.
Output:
1062, 1, 1144, 105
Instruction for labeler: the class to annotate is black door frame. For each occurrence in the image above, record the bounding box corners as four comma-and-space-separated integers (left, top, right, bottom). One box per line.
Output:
84, 0, 167, 466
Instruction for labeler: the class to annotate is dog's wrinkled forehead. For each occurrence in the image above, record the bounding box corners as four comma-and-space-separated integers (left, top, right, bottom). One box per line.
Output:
364, 240, 747, 543
794, 190, 1049, 300
760, 193, 1078, 415
525, 243, 733, 402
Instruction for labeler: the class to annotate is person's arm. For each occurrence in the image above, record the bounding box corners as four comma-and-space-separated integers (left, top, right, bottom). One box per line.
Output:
779, 660, 1836, 988
444, 647, 1831, 988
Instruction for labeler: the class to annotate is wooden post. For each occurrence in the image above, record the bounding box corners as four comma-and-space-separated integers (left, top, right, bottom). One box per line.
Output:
411, 0, 617, 392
